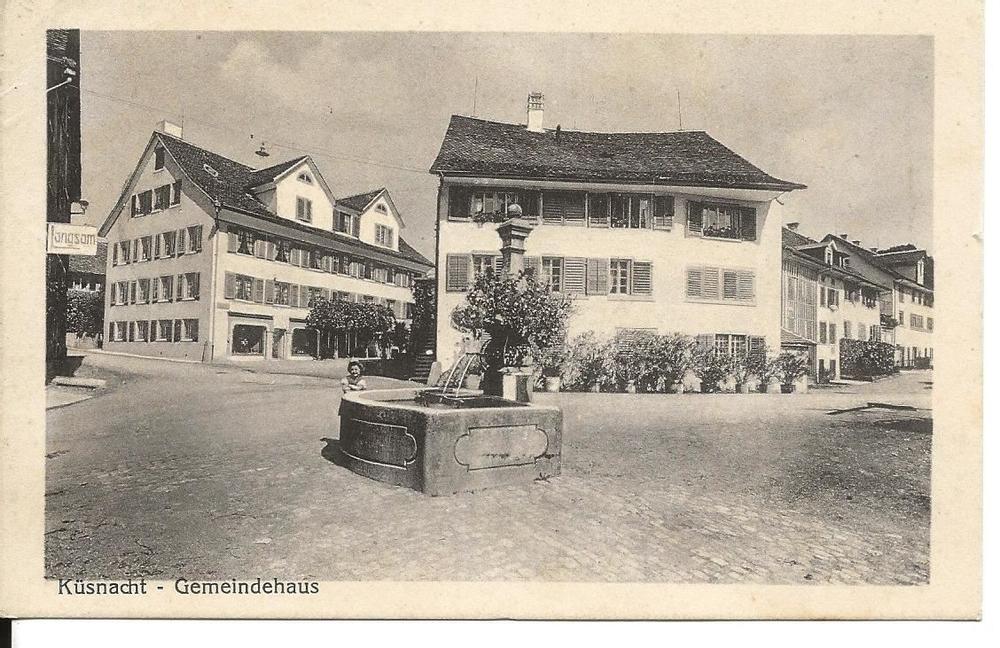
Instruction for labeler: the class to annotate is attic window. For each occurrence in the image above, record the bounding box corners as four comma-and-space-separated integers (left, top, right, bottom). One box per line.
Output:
203, 163, 219, 178
824, 248, 834, 265
375, 203, 387, 214
154, 146, 166, 171
298, 172, 313, 185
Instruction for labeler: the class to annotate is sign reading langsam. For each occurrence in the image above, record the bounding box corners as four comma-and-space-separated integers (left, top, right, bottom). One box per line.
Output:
47, 223, 98, 255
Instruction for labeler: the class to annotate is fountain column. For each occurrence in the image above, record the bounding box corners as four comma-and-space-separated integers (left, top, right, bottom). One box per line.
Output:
492, 212, 537, 402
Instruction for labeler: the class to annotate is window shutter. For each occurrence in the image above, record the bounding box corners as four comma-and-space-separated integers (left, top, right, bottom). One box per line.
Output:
702, 266, 720, 300
299, 249, 310, 268
176, 274, 185, 300
131, 195, 138, 217
686, 268, 703, 298
542, 192, 564, 225
112, 242, 119, 265
290, 284, 300, 308
227, 230, 240, 253
737, 271, 755, 301
686, 201, 703, 235
192, 225, 202, 252
563, 257, 587, 294
749, 336, 766, 361
171, 179, 182, 205
587, 194, 609, 228
448, 186, 472, 220
254, 239, 267, 258
190, 273, 200, 300
128, 280, 136, 304
445, 254, 471, 291
171, 319, 180, 342
224, 272, 236, 299
491, 255, 504, 276
263, 279, 275, 304
740, 207, 757, 241
523, 256, 541, 279
252, 279, 264, 303
632, 261, 653, 296
321, 288, 330, 301
723, 270, 738, 300
695, 334, 715, 351
352, 215, 360, 238
174, 228, 185, 256
653, 196, 674, 230
128, 321, 134, 342
586, 258, 609, 295
152, 278, 159, 302
299, 285, 309, 307
819, 286, 826, 307
189, 320, 199, 342
520, 191, 540, 223
154, 234, 161, 259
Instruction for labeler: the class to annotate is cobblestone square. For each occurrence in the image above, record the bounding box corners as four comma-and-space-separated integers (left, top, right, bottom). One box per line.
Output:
45, 353, 931, 584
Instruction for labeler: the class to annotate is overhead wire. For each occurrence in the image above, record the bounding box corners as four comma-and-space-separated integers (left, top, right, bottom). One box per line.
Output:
80, 87, 430, 176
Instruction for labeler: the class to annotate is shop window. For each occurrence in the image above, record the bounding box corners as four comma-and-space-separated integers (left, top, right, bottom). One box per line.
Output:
232, 325, 265, 355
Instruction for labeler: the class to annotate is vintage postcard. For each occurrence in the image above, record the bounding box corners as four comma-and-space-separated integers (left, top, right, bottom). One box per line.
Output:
0, 0, 983, 619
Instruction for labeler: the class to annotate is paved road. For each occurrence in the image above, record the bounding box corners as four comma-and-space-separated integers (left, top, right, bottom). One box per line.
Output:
46, 355, 931, 584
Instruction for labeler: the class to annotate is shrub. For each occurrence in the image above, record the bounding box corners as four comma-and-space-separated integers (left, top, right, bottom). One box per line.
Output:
839, 338, 896, 378
753, 349, 781, 391
560, 331, 608, 391
66, 290, 105, 337
693, 349, 735, 393
775, 352, 809, 387
648, 333, 697, 391
306, 298, 396, 357
451, 269, 573, 372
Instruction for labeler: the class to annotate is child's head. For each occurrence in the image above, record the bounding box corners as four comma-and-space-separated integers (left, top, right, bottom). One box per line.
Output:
348, 360, 363, 376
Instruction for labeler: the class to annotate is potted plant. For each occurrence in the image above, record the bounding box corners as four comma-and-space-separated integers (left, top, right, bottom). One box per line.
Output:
534, 341, 569, 392
451, 269, 573, 397
754, 352, 780, 393
730, 351, 764, 394
775, 352, 809, 393
650, 333, 696, 394
693, 349, 734, 393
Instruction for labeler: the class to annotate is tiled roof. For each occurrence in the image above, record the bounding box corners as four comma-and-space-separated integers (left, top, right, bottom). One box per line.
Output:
155, 134, 431, 269
781, 329, 816, 346
338, 187, 385, 212
68, 241, 108, 275
430, 115, 806, 191
823, 235, 931, 292
877, 244, 918, 254
158, 132, 272, 217
874, 249, 927, 266
246, 155, 309, 187
782, 227, 817, 247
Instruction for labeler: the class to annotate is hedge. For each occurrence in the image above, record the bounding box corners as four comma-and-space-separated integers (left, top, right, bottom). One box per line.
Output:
839, 338, 897, 379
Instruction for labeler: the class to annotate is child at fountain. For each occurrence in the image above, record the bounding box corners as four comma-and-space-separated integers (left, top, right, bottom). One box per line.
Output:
341, 360, 368, 393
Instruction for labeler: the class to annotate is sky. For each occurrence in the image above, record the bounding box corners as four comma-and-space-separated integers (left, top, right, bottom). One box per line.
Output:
79, 32, 934, 258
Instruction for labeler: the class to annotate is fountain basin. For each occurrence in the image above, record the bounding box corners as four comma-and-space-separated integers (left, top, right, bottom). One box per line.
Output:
337, 387, 562, 496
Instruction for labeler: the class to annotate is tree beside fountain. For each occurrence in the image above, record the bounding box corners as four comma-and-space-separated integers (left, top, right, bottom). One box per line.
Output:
449, 215, 573, 398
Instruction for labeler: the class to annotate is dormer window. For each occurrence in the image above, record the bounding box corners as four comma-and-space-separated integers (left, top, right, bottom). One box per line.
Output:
296, 197, 312, 223
297, 172, 313, 185
154, 146, 165, 171
336, 211, 359, 237
916, 259, 925, 285
824, 247, 834, 265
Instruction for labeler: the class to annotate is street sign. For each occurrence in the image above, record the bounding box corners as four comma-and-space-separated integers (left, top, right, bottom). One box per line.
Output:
47, 223, 98, 255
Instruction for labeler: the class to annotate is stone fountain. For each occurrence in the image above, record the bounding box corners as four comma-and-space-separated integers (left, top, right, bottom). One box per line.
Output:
335, 215, 563, 496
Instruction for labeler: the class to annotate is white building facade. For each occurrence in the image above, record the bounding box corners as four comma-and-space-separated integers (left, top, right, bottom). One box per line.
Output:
99, 124, 432, 362
429, 99, 805, 370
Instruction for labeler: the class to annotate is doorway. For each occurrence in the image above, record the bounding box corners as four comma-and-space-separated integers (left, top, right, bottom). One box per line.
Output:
272, 328, 285, 359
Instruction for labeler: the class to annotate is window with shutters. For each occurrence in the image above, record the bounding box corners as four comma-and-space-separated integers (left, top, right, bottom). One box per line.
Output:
233, 229, 255, 255
687, 201, 757, 241
446, 254, 472, 291
713, 334, 750, 356
273, 282, 291, 306
471, 190, 523, 222
232, 274, 254, 301
687, 266, 755, 304
170, 180, 182, 206
177, 273, 199, 300
609, 259, 630, 294
136, 279, 150, 304
159, 230, 176, 258
899, 310, 905, 328
844, 321, 852, 339
541, 257, 563, 292
296, 197, 313, 222
138, 236, 152, 262
184, 225, 201, 253
819, 322, 827, 344
155, 275, 173, 302
111, 321, 126, 342
135, 320, 149, 342
335, 211, 358, 236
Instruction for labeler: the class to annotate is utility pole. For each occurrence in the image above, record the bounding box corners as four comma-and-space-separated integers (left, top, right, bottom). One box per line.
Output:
46, 29, 82, 381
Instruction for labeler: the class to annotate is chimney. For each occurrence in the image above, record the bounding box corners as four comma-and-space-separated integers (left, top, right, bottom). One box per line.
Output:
852, 240, 862, 246
156, 119, 183, 139
870, 247, 878, 253
839, 233, 849, 240
526, 92, 544, 133
786, 222, 799, 231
